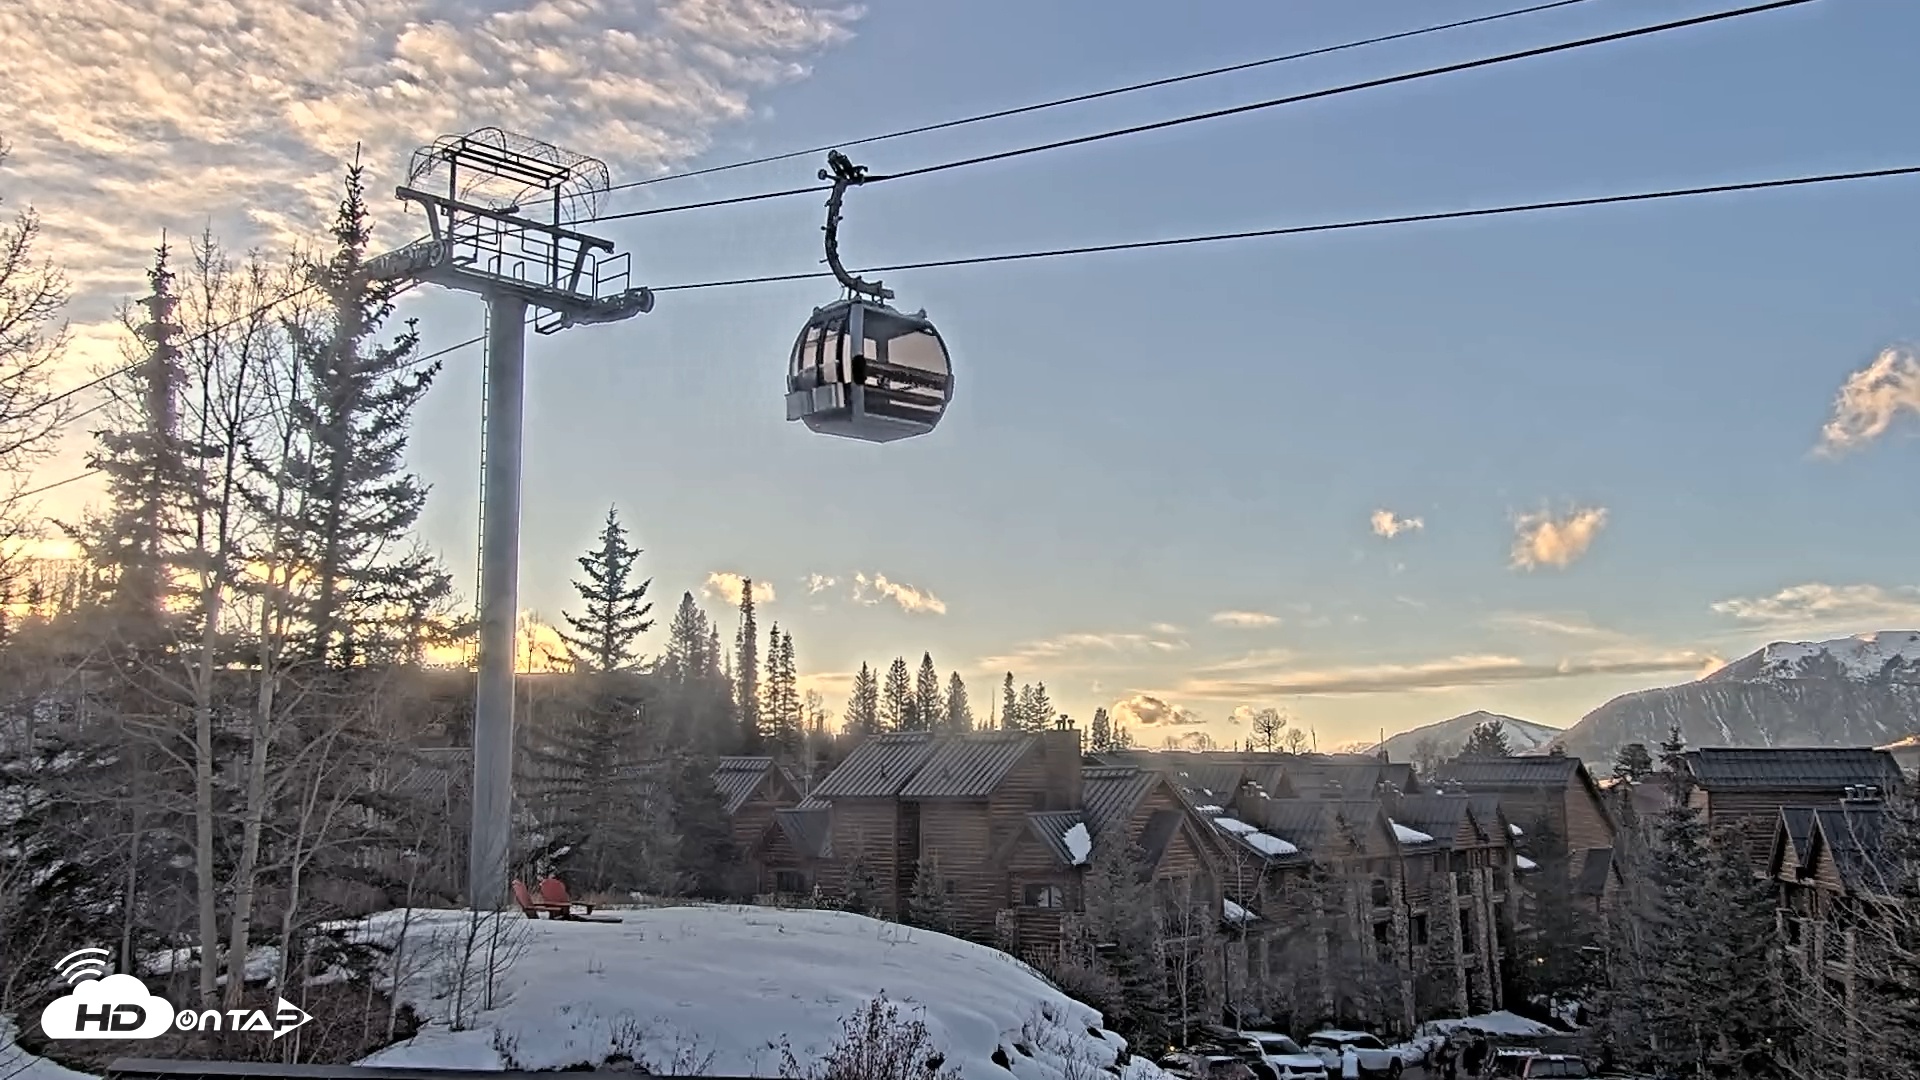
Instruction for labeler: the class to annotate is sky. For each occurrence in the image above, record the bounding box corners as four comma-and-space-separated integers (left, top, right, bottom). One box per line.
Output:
6, 0, 1920, 750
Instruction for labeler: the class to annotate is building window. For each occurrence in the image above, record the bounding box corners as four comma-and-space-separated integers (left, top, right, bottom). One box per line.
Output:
1460, 908, 1473, 946
1410, 913, 1429, 947
1023, 883, 1065, 909
774, 870, 807, 894
1372, 920, 1391, 946
944, 879, 956, 895
1370, 878, 1391, 907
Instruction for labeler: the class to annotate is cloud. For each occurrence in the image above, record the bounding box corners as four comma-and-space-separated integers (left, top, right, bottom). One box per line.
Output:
1817, 347, 1920, 455
1710, 582, 1920, 632
1150, 622, 1184, 635
851, 572, 945, 615
703, 571, 773, 607
1370, 509, 1423, 538
803, 573, 837, 594
1109, 693, 1203, 727
797, 670, 854, 696
1487, 610, 1631, 642
981, 629, 1189, 671
0, 0, 862, 331
1510, 506, 1608, 570
39, 974, 176, 1039
1210, 610, 1280, 629
1172, 647, 1712, 699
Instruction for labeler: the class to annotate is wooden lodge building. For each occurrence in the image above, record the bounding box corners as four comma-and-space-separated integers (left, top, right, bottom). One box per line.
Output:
1681, 746, 1904, 866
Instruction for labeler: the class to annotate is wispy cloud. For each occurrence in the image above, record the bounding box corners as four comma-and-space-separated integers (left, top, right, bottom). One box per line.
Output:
1171, 646, 1711, 699
1817, 347, 1920, 456
702, 571, 773, 607
803, 573, 838, 594
1109, 692, 1203, 727
0, 0, 862, 328
851, 572, 945, 615
1510, 506, 1608, 570
1210, 610, 1280, 629
1487, 610, 1632, 642
1710, 582, 1920, 633
981, 629, 1189, 672
1370, 509, 1423, 539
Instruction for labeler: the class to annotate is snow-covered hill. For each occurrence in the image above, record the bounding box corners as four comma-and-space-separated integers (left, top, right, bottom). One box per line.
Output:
1372, 711, 1563, 760
359, 905, 1162, 1080
1552, 631, 1920, 762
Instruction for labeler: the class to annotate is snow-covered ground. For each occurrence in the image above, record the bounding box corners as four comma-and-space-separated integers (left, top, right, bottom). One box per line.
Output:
0, 1021, 94, 1080
351, 905, 1165, 1080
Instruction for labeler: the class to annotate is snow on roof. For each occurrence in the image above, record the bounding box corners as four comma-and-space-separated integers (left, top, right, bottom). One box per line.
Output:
1210, 815, 1301, 857
1510, 823, 1524, 837
1223, 898, 1255, 924
1063, 822, 1092, 866
1390, 820, 1435, 845
1515, 854, 1538, 871
359, 906, 1164, 1080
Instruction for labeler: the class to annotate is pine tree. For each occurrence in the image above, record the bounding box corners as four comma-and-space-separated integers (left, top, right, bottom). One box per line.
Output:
1026, 682, 1056, 733
1508, 813, 1595, 1009
905, 853, 956, 934
846, 662, 881, 736
943, 671, 974, 733
1016, 684, 1039, 733
762, 624, 801, 754
881, 656, 914, 731
1461, 717, 1514, 757
557, 506, 654, 673
523, 694, 671, 893
1081, 826, 1166, 1047
668, 763, 737, 898
1612, 742, 1655, 782
659, 591, 711, 683
275, 161, 449, 665
735, 579, 760, 751
914, 652, 942, 731
1000, 672, 1018, 731
1088, 707, 1114, 753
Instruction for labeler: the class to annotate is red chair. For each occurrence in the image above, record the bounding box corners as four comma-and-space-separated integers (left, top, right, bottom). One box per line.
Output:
537, 877, 622, 922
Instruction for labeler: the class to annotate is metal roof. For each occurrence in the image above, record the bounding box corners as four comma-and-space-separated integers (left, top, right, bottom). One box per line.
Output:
773, 806, 832, 860
810, 732, 937, 798
1574, 847, 1614, 897
1024, 810, 1089, 866
1810, 804, 1897, 895
1082, 766, 1160, 836
713, 755, 774, 815
897, 733, 1034, 798
1436, 755, 1585, 789
1778, 806, 1818, 871
1682, 748, 1903, 791
1389, 794, 1477, 849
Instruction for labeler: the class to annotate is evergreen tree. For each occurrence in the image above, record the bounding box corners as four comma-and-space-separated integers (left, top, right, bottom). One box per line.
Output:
881, 656, 914, 731
1612, 742, 1655, 783
735, 579, 760, 751
1461, 717, 1514, 757
668, 762, 737, 898
943, 671, 974, 733
842, 852, 880, 916
274, 162, 448, 664
761, 624, 801, 754
1508, 813, 1594, 1008
1081, 827, 1167, 1047
522, 690, 671, 894
1088, 707, 1114, 753
846, 662, 881, 736
905, 853, 956, 934
1016, 684, 1039, 733
1000, 672, 1018, 731
557, 506, 654, 673
659, 591, 711, 683
914, 652, 942, 731
1026, 682, 1056, 733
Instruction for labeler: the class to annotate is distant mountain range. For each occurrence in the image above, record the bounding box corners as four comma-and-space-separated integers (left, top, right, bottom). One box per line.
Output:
1359, 632, 1920, 769
1548, 631, 1920, 762
1368, 710, 1564, 761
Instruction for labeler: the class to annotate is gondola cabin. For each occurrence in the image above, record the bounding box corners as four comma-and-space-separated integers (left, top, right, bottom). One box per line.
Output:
787, 298, 953, 443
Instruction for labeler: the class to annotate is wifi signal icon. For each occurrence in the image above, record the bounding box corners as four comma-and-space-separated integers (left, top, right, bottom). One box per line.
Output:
55, 948, 111, 984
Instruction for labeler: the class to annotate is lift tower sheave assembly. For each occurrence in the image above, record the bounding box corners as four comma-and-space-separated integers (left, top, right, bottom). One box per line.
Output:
365, 128, 654, 911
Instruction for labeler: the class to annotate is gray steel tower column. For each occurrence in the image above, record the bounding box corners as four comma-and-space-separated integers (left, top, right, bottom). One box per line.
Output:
469, 292, 528, 909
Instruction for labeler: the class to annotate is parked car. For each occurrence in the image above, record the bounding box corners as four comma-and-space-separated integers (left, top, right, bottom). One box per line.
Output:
1160, 1050, 1260, 1080
1486, 1049, 1592, 1078
1304, 1031, 1425, 1077
1240, 1031, 1333, 1079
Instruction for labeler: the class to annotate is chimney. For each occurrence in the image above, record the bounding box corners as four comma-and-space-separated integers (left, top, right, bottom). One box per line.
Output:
1041, 726, 1084, 807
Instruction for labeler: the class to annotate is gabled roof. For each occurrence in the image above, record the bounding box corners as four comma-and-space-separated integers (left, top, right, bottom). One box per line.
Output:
898, 733, 1033, 798
810, 732, 937, 798
1574, 847, 1614, 897
1082, 766, 1160, 836
1436, 755, 1585, 789
1237, 798, 1385, 858
1465, 794, 1509, 840
1390, 793, 1479, 850
713, 755, 776, 815
1166, 762, 1246, 805
1810, 804, 1898, 896
1771, 806, 1819, 879
772, 806, 832, 860
1023, 810, 1089, 867
1682, 748, 1903, 792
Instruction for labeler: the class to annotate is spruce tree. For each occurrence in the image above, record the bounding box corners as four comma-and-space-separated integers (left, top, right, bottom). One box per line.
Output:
1027, 682, 1056, 733
762, 624, 801, 754
1081, 827, 1167, 1047
1612, 742, 1654, 783
659, 591, 711, 683
1016, 684, 1039, 733
274, 161, 448, 665
943, 671, 974, 733
1000, 672, 1018, 731
914, 652, 942, 731
1088, 707, 1114, 753
1509, 813, 1594, 1008
905, 853, 956, 934
881, 656, 914, 731
557, 506, 654, 673
846, 662, 881, 736
1461, 717, 1514, 757
735, 579, 760, 751
842, 852, 880, 916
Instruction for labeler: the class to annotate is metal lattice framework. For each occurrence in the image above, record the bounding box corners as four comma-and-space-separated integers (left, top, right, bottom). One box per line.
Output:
406, 126, 612, 225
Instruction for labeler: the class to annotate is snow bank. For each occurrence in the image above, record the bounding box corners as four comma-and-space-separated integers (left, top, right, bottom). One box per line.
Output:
1419, 1011, 1561, 1038
360, 905, 1167, 1080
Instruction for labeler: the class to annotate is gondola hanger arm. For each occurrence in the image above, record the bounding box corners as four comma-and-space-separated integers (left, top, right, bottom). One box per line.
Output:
819, 151, 895, 301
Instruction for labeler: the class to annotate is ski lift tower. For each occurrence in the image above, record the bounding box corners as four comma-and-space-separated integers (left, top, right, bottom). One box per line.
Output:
365, 128, 654, 910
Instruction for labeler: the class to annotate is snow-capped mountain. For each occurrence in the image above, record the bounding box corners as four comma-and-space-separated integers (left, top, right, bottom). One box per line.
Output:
1372, 710, 1564, 761
1551, 631, 1920, 762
